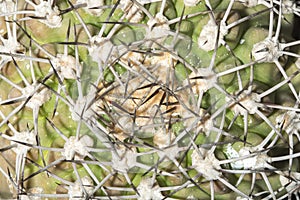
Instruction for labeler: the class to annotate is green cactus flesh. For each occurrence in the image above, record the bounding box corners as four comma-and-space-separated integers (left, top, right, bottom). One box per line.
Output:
0, 0, 300, 199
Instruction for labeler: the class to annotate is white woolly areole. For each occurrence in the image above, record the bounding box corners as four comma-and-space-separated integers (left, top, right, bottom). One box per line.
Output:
52, 54, 82, 80
252, 38, 281, 62
68, 176, 94, 200
22, 86, 51, 109
184, 0, 201, 7
63, 135, 94, 160
187, 195, 197, 200
0, 37, 25, 64
227, 90, 261, 116
223, 144, 244, 169
34, 1, 62, 28
0, 0, 15, 13
76, 0, 104, 16
279, 172, 300, 192
238, 147, 270, 170
11, 131, 36, 154
146, 13, 170, 39
276, 111, 300, 134
198, 19, 228, 51
281, 0, 294, 14
239, 0, 260, 7
119, 0, 144, 23
191, 148, 221, 180
137, 178, 164, 200
111, 146, 138, 172
88, 36, 116, 66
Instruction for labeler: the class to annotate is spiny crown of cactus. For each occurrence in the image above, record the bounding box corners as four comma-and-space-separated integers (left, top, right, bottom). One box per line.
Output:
0, 0, 300, 199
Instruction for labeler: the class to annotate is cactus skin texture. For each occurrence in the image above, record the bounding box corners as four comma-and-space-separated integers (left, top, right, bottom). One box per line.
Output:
1, 0, 300, 199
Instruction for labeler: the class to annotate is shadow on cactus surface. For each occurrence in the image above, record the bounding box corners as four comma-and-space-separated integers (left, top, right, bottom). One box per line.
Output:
1, 0, 300, 199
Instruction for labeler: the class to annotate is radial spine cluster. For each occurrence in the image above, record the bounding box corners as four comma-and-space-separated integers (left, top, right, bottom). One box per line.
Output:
0, 0, 300, 199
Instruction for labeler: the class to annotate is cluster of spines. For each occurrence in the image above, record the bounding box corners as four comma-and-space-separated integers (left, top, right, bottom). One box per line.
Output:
0, 0, 300, 199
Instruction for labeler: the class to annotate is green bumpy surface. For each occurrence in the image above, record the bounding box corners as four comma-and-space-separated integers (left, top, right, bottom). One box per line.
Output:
0, 0, 300, 199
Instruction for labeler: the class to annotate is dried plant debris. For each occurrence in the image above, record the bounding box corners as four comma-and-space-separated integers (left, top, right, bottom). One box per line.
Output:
0, 0, 300, 199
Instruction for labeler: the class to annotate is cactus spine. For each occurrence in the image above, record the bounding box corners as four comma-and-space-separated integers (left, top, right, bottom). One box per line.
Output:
0, 0, 300, 199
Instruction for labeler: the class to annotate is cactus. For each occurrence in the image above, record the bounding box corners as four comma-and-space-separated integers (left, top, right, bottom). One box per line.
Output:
0, 0, 300, 199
